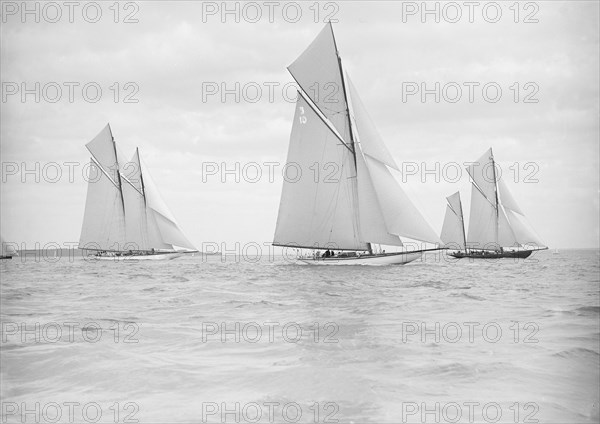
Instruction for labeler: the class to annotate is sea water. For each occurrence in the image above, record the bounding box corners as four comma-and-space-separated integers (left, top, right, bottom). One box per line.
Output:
1, 249, 598, 423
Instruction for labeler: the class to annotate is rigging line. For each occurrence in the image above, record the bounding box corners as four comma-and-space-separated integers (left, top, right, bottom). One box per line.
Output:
110, 136, 126, 218
136, 148, 147, 207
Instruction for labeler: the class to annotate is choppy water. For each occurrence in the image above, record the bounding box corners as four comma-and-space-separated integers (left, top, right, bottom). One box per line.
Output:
1, 249, 598, 423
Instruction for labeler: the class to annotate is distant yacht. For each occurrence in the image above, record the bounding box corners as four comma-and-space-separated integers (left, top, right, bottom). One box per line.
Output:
440, 148, 548, 259
0, 237, 17, 260
272, 23, 442, 265
79, 124, 197, 260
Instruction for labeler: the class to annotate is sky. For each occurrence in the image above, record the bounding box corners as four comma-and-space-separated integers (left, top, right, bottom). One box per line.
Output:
1, 0, 599, 250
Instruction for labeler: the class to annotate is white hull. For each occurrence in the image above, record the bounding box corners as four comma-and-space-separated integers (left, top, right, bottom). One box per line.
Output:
297, 251, 422, 266
91, 252, 184, 261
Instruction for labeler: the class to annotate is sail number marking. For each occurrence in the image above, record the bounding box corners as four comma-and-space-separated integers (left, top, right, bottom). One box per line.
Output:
299, 106, 307, 124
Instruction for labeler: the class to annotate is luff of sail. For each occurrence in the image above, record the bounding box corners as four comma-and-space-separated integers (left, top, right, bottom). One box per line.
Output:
79, 124, 196, 253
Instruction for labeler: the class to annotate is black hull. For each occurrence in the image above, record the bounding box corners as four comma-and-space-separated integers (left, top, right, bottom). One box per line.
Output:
0, 255, 13, 260
450, 250, 533, 259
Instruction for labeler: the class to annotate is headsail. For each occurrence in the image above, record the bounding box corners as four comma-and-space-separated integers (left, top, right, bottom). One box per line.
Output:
498, 177, 524, 215
504, 208, 546, 247
355, 149, 404, 247
347, 75, 399, 171
139, 155, 196, 251
364, 156, 441, 244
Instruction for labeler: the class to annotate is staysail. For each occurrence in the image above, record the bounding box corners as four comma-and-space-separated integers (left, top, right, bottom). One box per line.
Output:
139, 155, 196, 251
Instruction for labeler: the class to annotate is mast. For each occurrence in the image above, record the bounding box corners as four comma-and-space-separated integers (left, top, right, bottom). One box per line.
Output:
109, 125, 126, 217
458, 195, 467, 253
490, 148, 500, 251
329, 22, 370, 253
329, 22, 356, 165
136, 148, 147, 207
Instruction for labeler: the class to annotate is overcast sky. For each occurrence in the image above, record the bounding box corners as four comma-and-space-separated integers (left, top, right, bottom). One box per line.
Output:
1, 1, 598, 250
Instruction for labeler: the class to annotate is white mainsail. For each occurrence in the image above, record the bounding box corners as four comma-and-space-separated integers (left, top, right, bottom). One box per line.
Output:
466, 184, 497, 250
440, 192, 466, 251
79, 124, 126, 251
464, 148, 546, 250
274, 23, 440, 251
273, 93, 365, 251
79, 124, 196, 253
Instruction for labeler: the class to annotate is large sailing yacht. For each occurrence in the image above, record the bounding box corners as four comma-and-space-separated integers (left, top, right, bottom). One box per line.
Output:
272, 23, 442, 265
440, 148, 548, 259
79, 124, 197, 260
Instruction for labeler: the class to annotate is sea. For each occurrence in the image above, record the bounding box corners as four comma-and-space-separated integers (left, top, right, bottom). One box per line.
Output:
1, 249, 598, 424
